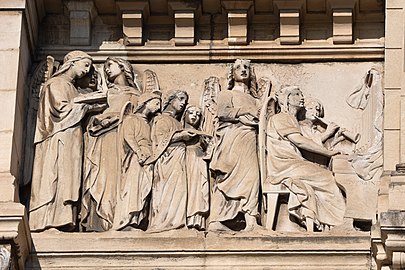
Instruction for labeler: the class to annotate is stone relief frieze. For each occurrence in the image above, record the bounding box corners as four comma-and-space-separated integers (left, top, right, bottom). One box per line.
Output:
24, 52, 384, 234
0, 245, 12, 270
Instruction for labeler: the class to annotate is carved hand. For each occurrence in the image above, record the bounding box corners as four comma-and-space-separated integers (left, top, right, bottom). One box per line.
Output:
327, 149, 341, 157
136, 150, 150, 165
325, 122, 339, 137
88, 103, 108, 112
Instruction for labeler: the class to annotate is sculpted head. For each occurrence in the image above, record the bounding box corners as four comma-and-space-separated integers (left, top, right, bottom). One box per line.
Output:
104, 57, 137, 89
52, 50, 93, 80
163, 90, 189, 115
233, 59, 250, 83
276, 86, 304, 113
303, 97, 324, 121
135, 91, 162, 116
184, 105, 202, 128
227, 59, 257, 97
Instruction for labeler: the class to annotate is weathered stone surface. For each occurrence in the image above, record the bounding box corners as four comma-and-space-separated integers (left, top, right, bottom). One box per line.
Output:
27, 231, 371, 269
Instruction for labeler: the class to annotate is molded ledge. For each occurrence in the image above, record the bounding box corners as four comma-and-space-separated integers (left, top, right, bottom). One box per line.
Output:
27, 231, 371, 269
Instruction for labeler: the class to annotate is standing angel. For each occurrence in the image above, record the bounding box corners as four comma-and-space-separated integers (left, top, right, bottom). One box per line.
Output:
209, 59, 261, 231
148, 90, 198, 232
29, 51, 105, 232
113, 92, 161, 231
183, 105, 211, 230
81, 57, 141, 232
265, 86, 345, 231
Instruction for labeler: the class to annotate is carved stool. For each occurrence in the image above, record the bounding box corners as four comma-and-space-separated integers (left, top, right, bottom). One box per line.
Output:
263, 183, 314, 231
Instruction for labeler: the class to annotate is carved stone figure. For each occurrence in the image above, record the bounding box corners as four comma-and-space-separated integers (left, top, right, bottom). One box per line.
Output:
0, 245, 11, 270
29, 51, 105, 232
300, 97, 360, 157
265, 86, 345, 231
113, 92, 161, 231
183, 105, 210, 230
148, 90, 197, 232
209, 59, 261, 231
81, 57, 141, 232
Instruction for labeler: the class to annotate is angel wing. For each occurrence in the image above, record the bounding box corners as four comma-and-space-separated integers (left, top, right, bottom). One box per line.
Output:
22, 56, 59, 186
257, 77, 275, 212
142, 69, 160, 93
200, 76, 221, 137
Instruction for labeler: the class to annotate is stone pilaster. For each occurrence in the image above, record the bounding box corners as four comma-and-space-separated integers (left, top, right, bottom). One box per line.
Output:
383, 0, 404, 170
0, 0, 38, 268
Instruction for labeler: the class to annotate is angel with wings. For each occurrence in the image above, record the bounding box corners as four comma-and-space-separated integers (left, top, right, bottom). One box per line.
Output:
81, 57, 141, 232
113, 92, 161, 231
208, 59, 262, 231
29, 51, 106, 232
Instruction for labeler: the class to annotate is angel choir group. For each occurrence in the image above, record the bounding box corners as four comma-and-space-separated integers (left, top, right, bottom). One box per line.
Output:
29, 51, 347, 233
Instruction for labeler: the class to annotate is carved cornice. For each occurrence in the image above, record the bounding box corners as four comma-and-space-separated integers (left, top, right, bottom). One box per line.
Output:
36, 44, 384, 63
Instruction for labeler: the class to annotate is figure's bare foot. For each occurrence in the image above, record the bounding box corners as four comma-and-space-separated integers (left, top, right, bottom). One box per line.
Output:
208, 222, 230, 232
243, 213, 261, 232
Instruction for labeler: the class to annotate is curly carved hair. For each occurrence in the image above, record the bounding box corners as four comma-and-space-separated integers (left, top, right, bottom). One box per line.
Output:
227, 59, 258, 98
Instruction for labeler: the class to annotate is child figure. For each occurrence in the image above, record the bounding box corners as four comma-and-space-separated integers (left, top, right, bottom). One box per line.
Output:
183, 105, 211, 230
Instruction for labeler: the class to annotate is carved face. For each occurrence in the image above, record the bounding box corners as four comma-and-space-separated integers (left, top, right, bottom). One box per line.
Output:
171, 92, 188, 113
185, 107, 202, 128
288, 88, 304, 109
305, 100, 322, 121
145, 98, 161, 114
233, 60, 250, 83
72, 58, 92, 79
104, 59, 122, 81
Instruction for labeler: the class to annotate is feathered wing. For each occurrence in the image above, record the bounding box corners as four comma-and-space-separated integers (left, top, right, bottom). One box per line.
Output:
142, 69, 160, 94
22, 56, 59, 186
200, 76, 221, 138
257, 77, 274, 211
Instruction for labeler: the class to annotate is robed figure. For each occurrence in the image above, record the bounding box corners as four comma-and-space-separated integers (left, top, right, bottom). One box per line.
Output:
81, 57, 141, 231
148, 90, 198, 232
209, 59, 261, 231
30, 51, 104, 231
113, 92, 161, 230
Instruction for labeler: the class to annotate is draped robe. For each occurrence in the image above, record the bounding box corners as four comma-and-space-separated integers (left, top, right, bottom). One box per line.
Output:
81, 86, 139, 231
30, 75, 89, 231
266, 113, 345, 227
210, 90, 260, 222
113, 114, 153, 230
148, 113, 187, 232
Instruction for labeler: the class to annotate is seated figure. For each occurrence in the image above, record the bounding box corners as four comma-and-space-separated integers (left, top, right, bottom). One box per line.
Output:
265, 86, 346, 231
